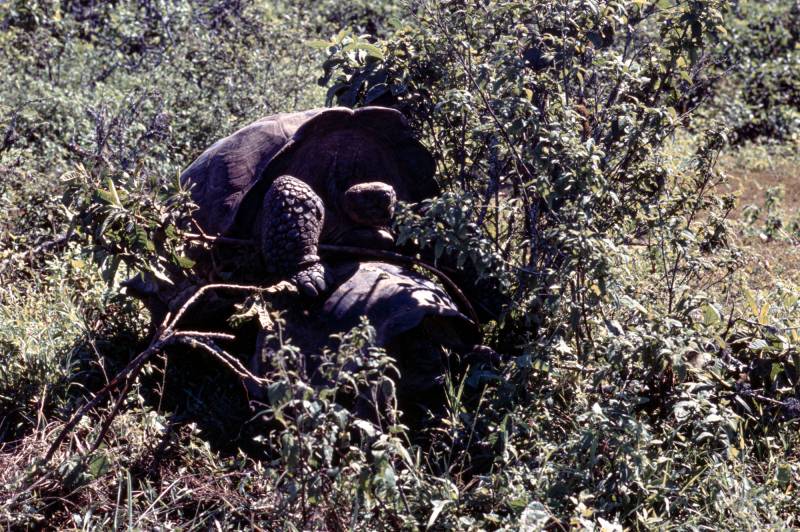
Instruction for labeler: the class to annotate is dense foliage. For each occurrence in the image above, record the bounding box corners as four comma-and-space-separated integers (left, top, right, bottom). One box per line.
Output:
1, 0, 799, 529
702, 0, 800, 143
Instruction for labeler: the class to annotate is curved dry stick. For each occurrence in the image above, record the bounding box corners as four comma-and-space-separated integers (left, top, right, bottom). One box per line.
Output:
180, 232, 480, 324
182, 231, 252, 247
43, 281, 292, 464
175, 336, 268, 386
168, 281, 296, 331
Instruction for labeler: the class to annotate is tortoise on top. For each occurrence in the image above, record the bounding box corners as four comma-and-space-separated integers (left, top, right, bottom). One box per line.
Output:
181, 106, 438, 295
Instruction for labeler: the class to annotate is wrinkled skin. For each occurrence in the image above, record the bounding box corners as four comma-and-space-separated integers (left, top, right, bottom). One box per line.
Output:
259, 175, 398, 296
253, 128, 405, 296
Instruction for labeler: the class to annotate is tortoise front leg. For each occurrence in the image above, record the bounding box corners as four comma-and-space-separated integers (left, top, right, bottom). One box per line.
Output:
260, 175, 330, 296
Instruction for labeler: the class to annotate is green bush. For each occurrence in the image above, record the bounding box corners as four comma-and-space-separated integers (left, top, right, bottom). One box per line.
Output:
0, 0, 333, 273
1, 0, 800, 529
702, 0, 800, 142
313, 1, 800, 527
319, 0, 732, 350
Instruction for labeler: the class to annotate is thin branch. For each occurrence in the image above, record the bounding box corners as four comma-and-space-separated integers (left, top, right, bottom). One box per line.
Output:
167, 282, 295, 331
182, 231, 252, 246
175, 337, 268, 386
174, 330, 237, 341
42, 281, 291, 465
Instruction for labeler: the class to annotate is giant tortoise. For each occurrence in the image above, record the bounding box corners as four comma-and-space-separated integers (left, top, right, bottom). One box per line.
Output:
129, 106, 495, 426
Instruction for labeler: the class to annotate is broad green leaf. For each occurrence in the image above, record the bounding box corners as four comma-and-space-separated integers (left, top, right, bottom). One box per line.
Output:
701, 303, 722, 326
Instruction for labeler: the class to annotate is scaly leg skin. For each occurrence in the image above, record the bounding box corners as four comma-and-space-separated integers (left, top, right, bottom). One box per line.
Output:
260, 175, 330, 296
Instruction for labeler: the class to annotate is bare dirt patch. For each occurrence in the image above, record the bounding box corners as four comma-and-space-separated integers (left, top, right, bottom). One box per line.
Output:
724, 164, 800, 215
719, 155, 800, 287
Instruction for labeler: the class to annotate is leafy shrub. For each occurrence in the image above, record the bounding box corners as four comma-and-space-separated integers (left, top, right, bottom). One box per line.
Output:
702, 0, 800, 142
319, 0, 731, 352
312, 0, 800, 527
2, 0, 800, 529
0, 0, 335, 275
0, 246, 142, 443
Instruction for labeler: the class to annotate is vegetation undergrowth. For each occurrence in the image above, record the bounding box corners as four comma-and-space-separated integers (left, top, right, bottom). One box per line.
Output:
1, 0, 798, 529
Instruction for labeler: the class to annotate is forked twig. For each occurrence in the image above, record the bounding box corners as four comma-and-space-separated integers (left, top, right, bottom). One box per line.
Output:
175, 336, 268, 386
42, 281, 295, 464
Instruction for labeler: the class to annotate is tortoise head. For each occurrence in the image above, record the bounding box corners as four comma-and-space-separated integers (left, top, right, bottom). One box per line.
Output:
274, 117, 435, 247
342, 181, 396, 227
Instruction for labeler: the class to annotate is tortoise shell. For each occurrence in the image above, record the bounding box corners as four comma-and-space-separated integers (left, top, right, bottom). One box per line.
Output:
180, 106, 438, 238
